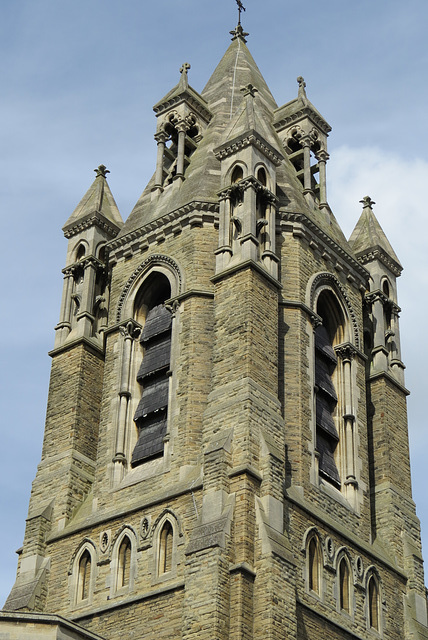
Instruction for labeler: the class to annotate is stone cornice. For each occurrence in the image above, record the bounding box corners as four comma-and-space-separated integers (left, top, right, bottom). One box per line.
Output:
278, 209, 369, 284
273, 104, 332, 136
63, 211, 121, 240
107, 201, 218, 262
213, 129, 284, 166
153, 90, 212, 124
354, 245, 402, 277
48, 335, 105, 359
368, 369, 410, 396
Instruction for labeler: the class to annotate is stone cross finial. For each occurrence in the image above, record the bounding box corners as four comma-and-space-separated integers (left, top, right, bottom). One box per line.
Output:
297, 76, 308, 101
241, 83, 258, 98
180, 62, 191, 76
94, 165, 110, 178
360, 196, 376, 209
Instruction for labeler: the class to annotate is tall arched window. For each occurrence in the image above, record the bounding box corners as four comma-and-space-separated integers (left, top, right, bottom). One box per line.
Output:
308, 536, 321, 595
338, 557, 350, 613
368, 574, 380, 631
158, 521, 174, 575
315, 291, 344, 488
132, 273, 172, 466
117, 536, 132, 590
77, 550, 92, 603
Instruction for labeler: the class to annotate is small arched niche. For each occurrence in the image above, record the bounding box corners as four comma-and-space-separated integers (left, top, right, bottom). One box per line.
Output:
231, 165, 244, 184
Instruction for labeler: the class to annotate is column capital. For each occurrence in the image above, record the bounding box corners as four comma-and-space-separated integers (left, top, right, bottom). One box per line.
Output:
335, 342, 358, 362
315, 149, 329, 163
154, 131, 168, 144
119, 319, 142, 341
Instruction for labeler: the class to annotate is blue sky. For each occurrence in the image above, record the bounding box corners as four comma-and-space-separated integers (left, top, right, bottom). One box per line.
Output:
1, 0, 427, 605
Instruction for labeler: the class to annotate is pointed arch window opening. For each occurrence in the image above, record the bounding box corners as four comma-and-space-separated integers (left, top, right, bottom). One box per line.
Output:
158, 521, 174, 575
368, 574, 380, 631
77, 550, 92, 603
314, 290, 354, 491
117, 536, 132, 590
308, 536, 322, 595
339, 557, 351, 613
131, 273, 172, 467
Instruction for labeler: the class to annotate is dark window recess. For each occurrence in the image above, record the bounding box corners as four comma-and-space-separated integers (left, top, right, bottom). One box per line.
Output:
315, 324, 340, 487
132, 304, 172, 466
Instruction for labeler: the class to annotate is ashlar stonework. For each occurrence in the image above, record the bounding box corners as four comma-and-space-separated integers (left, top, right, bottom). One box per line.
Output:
3, 21, 427, 640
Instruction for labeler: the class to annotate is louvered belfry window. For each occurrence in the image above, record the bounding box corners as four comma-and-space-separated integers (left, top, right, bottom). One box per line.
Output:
315, 323, 341, 487
131, 303, 172, 466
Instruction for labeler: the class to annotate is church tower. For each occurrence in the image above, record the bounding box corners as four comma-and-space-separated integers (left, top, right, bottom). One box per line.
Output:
2, 18, 428, 640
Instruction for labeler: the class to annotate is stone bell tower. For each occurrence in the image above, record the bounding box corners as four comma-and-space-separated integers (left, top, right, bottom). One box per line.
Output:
2, 17, 428, 640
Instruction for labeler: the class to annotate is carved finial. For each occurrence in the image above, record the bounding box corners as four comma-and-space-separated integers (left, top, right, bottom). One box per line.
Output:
236, 0, 246, 25
360, 196, 376, 210
241, 83, 258, 98
94, 165, 110, 178
297, 76, 308, 102
230, 22, 249, 42
179, 62, 191, 90
180, 62, 191, 76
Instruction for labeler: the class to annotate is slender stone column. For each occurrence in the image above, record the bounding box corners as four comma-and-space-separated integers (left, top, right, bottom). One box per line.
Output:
154, 132, 167, 189
215, 190, 233, 273
175, 121, 187, 178
54, 268, 74, 346
240, 180, 258, 262
316, 149, 329, 206
301, 136, 312, 192
113, 321, 141, 485
336, 344, 358, 507
76, 257, 98, 337
366, 292, 389, 372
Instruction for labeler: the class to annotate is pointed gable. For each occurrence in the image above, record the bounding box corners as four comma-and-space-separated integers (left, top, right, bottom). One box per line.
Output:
349, 196, 402, 275
63, 165, 123, 239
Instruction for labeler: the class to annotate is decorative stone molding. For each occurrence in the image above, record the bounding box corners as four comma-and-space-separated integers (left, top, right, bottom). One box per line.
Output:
355, 246, 402, 277
63, 214, 121, 240
108, 201, 219, 259
273, 105, 332, 136
214, 131, 284, 166
309, 272, 361, 349
116, 254, 182, 323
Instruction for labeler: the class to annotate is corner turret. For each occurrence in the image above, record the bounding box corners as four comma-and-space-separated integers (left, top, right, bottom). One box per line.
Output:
54, 165, 123, 350
349, 196, 404, 384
